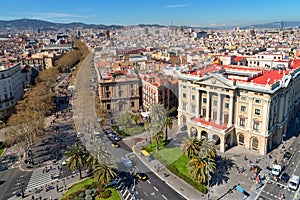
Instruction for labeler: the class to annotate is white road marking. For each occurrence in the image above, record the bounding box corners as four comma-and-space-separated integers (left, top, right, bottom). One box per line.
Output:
162, 194, 168, 200
153, 186, 158, 191
147, 180, 151, 184
123, 190, 128, 196
124, 192, 131, 200
144, 192, 149, 197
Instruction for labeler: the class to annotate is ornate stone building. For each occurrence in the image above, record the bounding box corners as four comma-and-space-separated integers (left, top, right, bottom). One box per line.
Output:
177, 60, 300, 155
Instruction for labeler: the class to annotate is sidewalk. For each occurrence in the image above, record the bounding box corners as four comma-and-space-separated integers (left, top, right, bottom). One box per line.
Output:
123, 132, 297, 200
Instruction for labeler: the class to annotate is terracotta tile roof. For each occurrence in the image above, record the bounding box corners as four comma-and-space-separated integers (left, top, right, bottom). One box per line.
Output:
233, 56, 248, 62
192, 117, 228, 130
251, 69, 289, 85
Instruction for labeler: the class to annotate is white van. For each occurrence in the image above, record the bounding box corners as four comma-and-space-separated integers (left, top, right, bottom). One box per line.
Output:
288, 174, 300, 190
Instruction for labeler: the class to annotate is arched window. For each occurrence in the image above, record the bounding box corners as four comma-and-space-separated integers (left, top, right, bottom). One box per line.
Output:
252, 137, 259, 150
238, 134, 244, 145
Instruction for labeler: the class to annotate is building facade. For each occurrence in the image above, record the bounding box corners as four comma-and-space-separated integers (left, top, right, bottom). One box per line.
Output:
0, 63, 24, 118
97, 72, 141, 119
139, 72, 178, 112
177, 60, 300, 155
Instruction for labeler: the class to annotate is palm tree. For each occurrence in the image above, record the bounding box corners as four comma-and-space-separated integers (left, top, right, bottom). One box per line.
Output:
65, 143, 87, 179
164, 117, 173, 142
152, 131, 163, 152
144, 119, 151, 144
86, 139, 111, 170
187, 154, 216, 183
199, 139, 216, 159
150, 103, 167, 125
181, 137, 201, 158
131, 114, 142, 125
93, 157, 118, 188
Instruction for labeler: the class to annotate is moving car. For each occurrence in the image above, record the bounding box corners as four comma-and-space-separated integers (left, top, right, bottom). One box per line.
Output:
136, 172, 148, 181
110, 135, 122, 142
112, 143, 120, 148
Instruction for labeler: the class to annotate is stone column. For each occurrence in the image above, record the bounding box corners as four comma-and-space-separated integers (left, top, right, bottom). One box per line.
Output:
262, 100, 269, 133
216, 93, 222, 124
205, 91, 210, 121
278, 94, 285, 123
228, 95, 233, 127
196, 90, 200, 118
247, 97, 253, 129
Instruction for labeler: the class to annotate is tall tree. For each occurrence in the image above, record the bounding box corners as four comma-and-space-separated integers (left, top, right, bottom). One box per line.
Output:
65, 143, 87, 179
86, 139, 111, 170
181, 137, 201, 158
144, 119, 151, 144
199, 139, 216, 159
93, 157, 117, 188
187, 154, 216, 183
131, 114, 141, 125
150, 123, 163, 152
150, 103, 166, 127
164, 117, 173, 142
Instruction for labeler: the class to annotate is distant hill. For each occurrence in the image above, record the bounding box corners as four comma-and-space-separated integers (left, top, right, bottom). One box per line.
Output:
241, 21, 300, 29
0, 18, 299, 31
0, 18, 123, 31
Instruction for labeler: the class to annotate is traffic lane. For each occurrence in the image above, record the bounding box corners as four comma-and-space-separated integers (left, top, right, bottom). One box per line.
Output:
0, 168, 32, 200
259, 181, 295, 200
130, 155, 186, 200
136, 171, 186, 200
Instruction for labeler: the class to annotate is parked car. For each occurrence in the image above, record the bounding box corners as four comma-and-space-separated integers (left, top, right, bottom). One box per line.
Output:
135, 172, 148, 181
111, 135, 122, 141
280, 172, 290, 183
283, 151, 292, 160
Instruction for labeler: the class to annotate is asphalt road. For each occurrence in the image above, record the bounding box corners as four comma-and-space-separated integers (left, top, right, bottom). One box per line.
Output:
0, 168, 32, 200
257, 136, 300, 200
71, 50, 187, 200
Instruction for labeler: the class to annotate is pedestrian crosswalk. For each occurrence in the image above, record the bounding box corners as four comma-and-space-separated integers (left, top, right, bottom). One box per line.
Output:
117, 179, 138, 200
25, 166, 60, 192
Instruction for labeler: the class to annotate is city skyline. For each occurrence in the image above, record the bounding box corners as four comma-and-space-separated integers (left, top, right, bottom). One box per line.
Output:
0, 0, 299, 27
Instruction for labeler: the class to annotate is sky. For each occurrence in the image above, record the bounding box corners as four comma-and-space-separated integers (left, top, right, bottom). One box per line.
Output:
0, 0, 299, 27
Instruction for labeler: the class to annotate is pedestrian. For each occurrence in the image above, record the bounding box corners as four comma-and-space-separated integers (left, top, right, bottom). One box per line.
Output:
31, 195, 35, 200
49, 196, 52, 200
56, 184, 59, 192
39, 196, 42, 200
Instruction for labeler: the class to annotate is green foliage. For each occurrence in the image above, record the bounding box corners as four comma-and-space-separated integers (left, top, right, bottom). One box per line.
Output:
142, 140, 168, 152
98, 189, 112, 199
117, 112, 132, 128
125, 126, 144, 136
167, 163, 207, 194
0, 142, 5, 157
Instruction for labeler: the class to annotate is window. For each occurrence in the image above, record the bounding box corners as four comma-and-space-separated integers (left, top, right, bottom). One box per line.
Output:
241, 106, 246, 112
192, 95, 195, 100
255, 109, 260, 115
119, 91, 122, 97
255, 99, 261, 103
240, 117, 245, 127
130, 101, 135, 107
192, 87, 196, 91
183, 103, 187, 111
253, 121, 260, 130
105, 86, 109, 91
238, 134, 244, 145
183, 85, 186, 88
241, 96, 247, 101
191, 105, 195, 113
213, 100, 217, 106
130, 84, 134, 88
203, 98, 207, 103
225, 103, 229, 109
183, 93, 186, 98
106, 104, 111, 110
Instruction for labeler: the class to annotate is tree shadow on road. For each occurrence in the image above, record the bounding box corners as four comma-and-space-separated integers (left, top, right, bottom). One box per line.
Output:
210, 156, 235, 187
